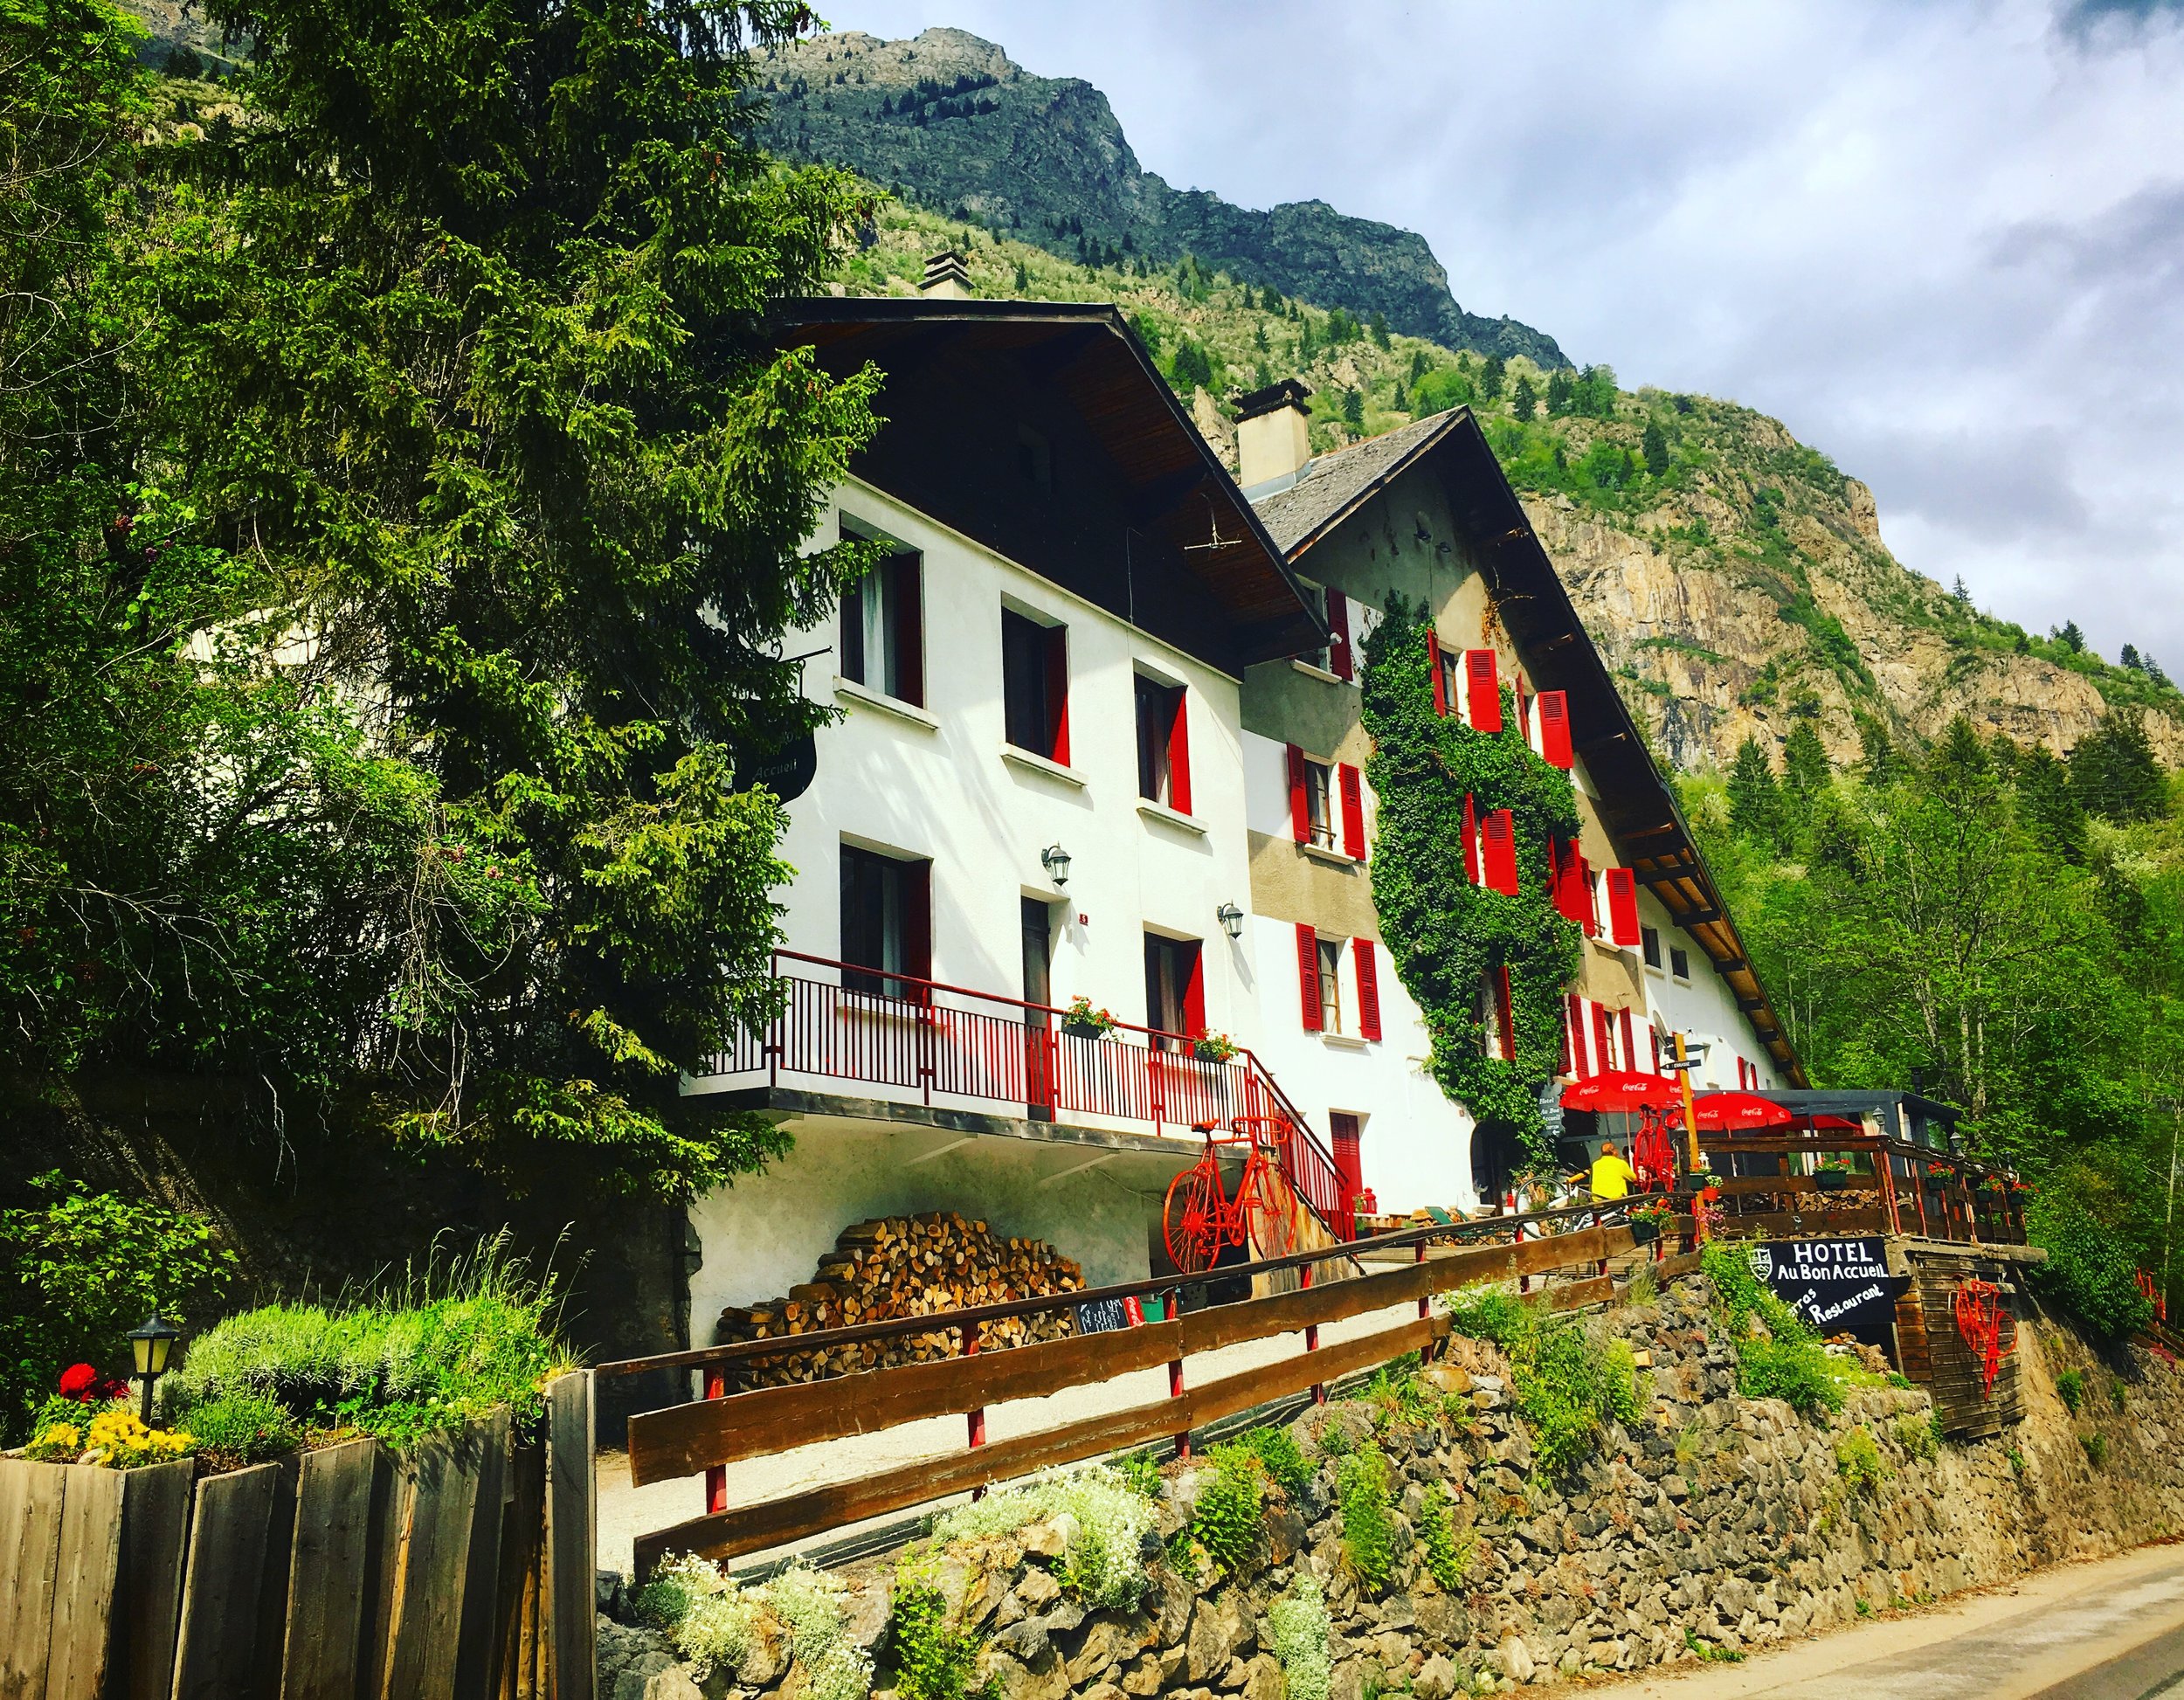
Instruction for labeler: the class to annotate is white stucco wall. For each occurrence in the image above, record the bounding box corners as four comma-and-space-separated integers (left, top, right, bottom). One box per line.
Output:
1635, 885, 1778, 1091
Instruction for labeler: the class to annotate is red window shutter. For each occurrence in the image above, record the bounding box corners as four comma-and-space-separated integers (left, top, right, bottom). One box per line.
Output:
902, 858, 933, 1005
1354, 939, 1382, 1040
1427, 632, 1448, 716
1569, 992, 1589, 1077
1295, 923, 1323, 1032
1167, 689, 1192, 815
890, 553, 923, 708
1649, 1026, 1662, 1074
1536, 691, 1572, 768
1044, 625, 1070, 766
1286, 743, 1310, 844
1325, 586, 1353, 681
1182, 941, 1206, 1037
1482, 809, 1519, 896
1465, 649, 1502, 733
1338, 764, 1365, 859
1496, 965, 1517, 1063
1607, 867, 1641, 946
1462, 794, 1480, 884
1592, 1001, 1614, 1073
1619, 1008, 1636, 1075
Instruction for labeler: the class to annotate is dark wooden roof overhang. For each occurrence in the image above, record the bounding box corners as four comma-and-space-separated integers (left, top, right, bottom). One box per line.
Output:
1405, 411, 1809, 1086
771, 298, 1325, 668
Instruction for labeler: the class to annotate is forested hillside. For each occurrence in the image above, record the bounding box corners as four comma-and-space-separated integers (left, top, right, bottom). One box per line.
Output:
829, 197, 2184, 776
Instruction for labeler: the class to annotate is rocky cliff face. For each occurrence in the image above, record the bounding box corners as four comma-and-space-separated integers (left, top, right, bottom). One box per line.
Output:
753, 29, 1565, 365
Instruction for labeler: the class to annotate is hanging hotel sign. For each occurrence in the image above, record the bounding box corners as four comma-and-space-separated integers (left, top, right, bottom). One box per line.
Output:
731, 729, 818, 804
1747, 1238, 1908, 1332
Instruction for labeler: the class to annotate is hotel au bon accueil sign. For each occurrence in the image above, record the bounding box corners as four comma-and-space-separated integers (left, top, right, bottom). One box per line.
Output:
1747, 1238, 1909, 1332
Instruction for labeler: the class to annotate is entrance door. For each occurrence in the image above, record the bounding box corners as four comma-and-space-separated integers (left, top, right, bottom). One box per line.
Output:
1471, 1119, 1528, 1210
1021, 897, 1054, 1121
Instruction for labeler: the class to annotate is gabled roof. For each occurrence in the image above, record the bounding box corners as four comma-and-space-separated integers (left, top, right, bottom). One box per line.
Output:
772, 297, 1326, 667
1248, 410, 1810, 1087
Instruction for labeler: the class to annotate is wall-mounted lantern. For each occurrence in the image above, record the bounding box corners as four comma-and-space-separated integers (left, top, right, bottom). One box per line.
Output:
1040, 844, 1072, 888
1216, 902, 1245, 940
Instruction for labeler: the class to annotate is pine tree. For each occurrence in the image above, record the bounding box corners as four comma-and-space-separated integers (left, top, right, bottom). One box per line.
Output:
1013, 261, 1028, 291
1510, 377, 1537, 422
1341, 387, 1365, 429
1409, 349, 1429, 384
2057, 621, 2085, 653
1479, 354, 1504, 401
1855, 715, 1904, 786
2070, 709, 2168, 823
1545, 369, 1573, 416
1368, 311, 1391, 349
1952, 575, 1973, 605
1728, 736, 1785, 849
1641, 419, 1669, 478
2122, 644, 2143, 671
2017, 745, 2088, 864
1783, 722, 1831, 800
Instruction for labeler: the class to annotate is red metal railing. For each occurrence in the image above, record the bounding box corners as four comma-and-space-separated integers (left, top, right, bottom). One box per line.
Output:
703, 950, 1354, 1240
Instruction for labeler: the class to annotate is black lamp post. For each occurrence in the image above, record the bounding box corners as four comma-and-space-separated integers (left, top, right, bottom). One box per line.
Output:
126, 1312, 180, 1425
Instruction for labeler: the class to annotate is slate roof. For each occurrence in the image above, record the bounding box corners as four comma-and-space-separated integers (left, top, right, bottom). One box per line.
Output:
1249, 411, 1468, 556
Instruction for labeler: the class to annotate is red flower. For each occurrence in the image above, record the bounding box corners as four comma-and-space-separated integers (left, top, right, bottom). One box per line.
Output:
59, 1363, 100, 1400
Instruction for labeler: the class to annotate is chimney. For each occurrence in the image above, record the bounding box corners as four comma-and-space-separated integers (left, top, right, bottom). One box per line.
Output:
1235, 378, 1313, 488
921, 249, 971, 300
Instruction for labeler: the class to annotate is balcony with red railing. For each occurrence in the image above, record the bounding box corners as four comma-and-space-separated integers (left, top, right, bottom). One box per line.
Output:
698, 950, 1354, 1239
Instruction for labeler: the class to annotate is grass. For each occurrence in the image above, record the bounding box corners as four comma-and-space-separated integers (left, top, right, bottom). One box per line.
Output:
1835, 1427, 1889, 1496
2057, 1369, 2084, 1413
164, 1233, 573, 1449
930, 1464, 1156, 1611
1442, 1285, 1641, 1474
1336, 1446, 1396, 1592
1192, 1443, 1267, 1576
1700, 1240, 1846, 1419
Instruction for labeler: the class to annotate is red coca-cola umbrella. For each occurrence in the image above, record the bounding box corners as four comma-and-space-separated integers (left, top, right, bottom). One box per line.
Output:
1560, 1072, 1681, 1113
1690, 1091, 1795, 1131
1807, 1113, 1863, 1130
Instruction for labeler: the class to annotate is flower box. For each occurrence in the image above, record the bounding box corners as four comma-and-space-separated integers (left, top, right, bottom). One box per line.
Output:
1815, 1171, 1853, 1193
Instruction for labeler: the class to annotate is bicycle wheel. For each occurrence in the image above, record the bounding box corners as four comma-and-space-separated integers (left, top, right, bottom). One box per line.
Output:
1241, 1157, 1298, 1260
1164, 1158, 1228, 1275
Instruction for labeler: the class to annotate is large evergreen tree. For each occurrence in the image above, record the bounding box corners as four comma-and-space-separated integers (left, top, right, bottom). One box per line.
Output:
2071, 710, 2169, 824
4, 0, 885, 1197
1727, 736, 1784, 852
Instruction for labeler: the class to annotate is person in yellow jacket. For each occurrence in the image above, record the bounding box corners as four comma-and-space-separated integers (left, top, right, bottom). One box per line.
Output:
1586, 1140, 1639, 1202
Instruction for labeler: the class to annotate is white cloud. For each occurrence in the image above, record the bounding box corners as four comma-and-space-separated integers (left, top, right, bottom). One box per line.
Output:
829, 0, 2184, 669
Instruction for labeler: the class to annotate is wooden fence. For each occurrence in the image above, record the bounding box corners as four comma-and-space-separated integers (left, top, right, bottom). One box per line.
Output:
608, 1212, 1696, 1579
1698, 1131, 2029, 1246
0, 1372, 597, 1700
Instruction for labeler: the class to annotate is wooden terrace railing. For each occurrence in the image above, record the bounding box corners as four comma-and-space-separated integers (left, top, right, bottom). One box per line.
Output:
1699, 1131, 2028, 1247
600, 1199, 1693, 1579
700, 950, 1356, 1238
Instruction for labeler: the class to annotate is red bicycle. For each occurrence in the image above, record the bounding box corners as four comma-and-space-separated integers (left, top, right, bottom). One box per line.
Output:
1163, 1117, 1298, 1275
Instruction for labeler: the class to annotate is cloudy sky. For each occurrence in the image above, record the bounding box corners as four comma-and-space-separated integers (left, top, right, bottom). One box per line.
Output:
829, 0, 2184, 671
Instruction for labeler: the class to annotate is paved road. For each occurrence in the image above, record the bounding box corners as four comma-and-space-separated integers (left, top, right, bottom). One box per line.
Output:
1576, 1541, 2184, 1700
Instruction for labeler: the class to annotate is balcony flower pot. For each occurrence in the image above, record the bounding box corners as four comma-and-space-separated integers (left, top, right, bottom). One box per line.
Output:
1192, 1032, 1240, 1063
1815, 1171, 1853, 1193
1698, 1185, 1721, 1205
1628, 1218, 1662, 1246
1061, 997, 1116, 1040
1061, 1018, 1107, 1039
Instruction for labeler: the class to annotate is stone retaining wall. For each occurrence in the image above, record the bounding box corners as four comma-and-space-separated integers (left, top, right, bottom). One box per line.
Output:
599, 1271, 2184, 1699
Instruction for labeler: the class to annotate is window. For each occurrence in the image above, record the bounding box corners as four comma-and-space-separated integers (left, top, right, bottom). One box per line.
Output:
840, 844, 930, 999
1669, 945, 1690, 982
1135, 674, 1192, 812
1641, 925, 1662, 971
1303, 759, 1334, 847
1144, 933, 1205, 1046
1317, 937, 1344, 1035
840, 546, 923, 706
1001, 608, 1069, 763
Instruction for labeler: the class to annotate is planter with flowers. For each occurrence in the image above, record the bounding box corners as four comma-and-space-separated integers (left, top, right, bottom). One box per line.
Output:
1627, 1196, 1676, 1245
1814, 1157, 1856, 1193
1689, 1171, 1723, 1204
1061, 996, 1117, 1040
1192, 1029, 1240, 1063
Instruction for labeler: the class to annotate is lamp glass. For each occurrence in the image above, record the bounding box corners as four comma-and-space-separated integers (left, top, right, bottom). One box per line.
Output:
128, 1314, 178, 1378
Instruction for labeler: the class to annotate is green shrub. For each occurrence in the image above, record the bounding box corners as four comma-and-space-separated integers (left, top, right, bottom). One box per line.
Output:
2027, 1192, 2155, 1340
933, 1465, 1155, 1611
1441, 1283, 1639, 1473
183, 1392, 301, 1466
1893, 1415, 1938, 1463
1362, 1358, 1435, 1428
1192, 1444, 1265, 1576
1241, 1425, 1311, 1496
888, 1562, 991, 1700
1417, 1483, 1476, 1592
1311, 1413, 1353, 1457
1835, 1427, 1888, 1496
1266, 1574, 1333, 1700
2082, 1433, 2108, 1468
0, 1173, 236, 1442
1336, 1446, 1395, 1592
2056, 1369, 2084, 1414
1702, 1240, 1844, 1419
769, 1563, 872, 1700
633, 1555, 758, 1681
168, 1234, 570, 1447
2111, 1379, 2127, 1413
1886, 1372, 1911, 1390
2008, 1448, 2027, 1479
1111, 1450, 1163, 1499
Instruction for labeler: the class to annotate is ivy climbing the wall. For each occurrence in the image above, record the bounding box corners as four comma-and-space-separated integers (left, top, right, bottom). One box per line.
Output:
1359, 598, 1582, 1162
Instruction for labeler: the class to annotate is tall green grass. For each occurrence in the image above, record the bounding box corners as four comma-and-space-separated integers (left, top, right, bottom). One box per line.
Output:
167, 1233, 575, 1447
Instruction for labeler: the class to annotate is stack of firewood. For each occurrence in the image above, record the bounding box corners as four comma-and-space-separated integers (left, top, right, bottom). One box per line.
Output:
714, 1212, 1085, 1388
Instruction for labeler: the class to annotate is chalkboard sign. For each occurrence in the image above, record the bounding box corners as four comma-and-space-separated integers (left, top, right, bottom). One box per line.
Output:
1075, 1297, 1131, 1335
1749, 1238, 1909, 1331
730, 729, 818, 804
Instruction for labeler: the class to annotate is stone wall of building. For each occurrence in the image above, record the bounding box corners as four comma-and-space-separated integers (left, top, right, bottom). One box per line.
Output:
598, 1270, 2184, 1699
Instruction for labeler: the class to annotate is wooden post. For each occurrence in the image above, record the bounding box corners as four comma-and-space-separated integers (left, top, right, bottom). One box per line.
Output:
543, 1373, 595, 1700
1882, 1151, 1902, 1236
1301, 1262, 1325, 1405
